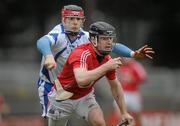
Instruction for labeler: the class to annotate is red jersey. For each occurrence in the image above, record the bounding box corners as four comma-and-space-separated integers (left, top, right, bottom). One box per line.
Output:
117, 60, 147, 92
58, 43, 116, 99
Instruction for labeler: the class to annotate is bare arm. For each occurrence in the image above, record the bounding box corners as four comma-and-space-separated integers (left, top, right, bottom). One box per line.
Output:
108, 78, 133, 123
108, 78, 127, 114
73, 57, 122, 88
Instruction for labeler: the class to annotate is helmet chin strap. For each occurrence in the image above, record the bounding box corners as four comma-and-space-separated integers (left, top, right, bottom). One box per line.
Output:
91, 36, 112, 56
65, 30, 79, 36
98, 49, 112, 56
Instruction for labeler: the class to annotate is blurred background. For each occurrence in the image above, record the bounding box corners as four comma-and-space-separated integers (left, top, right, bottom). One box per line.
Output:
0, 0, 180, 125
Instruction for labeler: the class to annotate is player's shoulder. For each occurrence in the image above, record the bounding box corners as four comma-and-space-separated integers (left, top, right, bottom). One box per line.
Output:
75, 43, 90, 52
83, 31, 89, 37
71, 44, 91, 56
49, 24, 64, 34
79, 28, 89, 38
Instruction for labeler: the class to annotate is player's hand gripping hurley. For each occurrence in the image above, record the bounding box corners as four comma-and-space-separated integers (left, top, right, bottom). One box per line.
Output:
50, 69, 73, 101
117, 119, 129, 126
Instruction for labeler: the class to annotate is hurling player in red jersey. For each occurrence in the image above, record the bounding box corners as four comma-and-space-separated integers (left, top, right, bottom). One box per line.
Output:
47, 21, 133, 126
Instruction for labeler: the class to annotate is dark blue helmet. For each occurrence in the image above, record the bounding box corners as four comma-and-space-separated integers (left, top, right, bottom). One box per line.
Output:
89, 21, 116, 37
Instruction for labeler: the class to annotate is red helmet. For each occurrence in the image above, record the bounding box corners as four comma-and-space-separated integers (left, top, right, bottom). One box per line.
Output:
61, 5, 84, 18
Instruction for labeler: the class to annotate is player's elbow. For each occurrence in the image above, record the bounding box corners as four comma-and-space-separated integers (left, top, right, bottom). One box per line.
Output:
36, 38, 42, 49
76, 78, 86, 86
37, 37, 45, 51
74, 70, 92, 88
76, 78, 91, 88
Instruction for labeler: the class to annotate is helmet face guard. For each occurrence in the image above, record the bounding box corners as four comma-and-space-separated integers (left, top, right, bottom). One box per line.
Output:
89, 22, 116, 55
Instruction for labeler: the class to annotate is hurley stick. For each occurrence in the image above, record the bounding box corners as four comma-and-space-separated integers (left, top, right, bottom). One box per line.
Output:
50, 69, 73, 101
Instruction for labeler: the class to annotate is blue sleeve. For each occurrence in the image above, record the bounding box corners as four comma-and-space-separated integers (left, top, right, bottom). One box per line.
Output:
37, 36, 52, 56
112, 43, 133, 57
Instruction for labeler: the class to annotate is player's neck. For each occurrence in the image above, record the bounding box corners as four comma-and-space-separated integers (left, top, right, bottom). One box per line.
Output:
92, 46, 103, 57
67, 34, 78, 42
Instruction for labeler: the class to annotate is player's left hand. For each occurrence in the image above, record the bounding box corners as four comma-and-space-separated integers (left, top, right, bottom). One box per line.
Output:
132, 45, 155, 59
121, 112, 134, 126
121, 113, 134, 125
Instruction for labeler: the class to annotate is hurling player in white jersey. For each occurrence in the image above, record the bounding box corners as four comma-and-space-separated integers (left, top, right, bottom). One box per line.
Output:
36, 4, 155, 118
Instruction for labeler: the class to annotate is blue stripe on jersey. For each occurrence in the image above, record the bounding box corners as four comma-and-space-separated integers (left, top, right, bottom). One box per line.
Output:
37, 78, 41, 87
42, 67, 51, 81
49, 33, 58, 44
67, 31, 85, 44
79, 31, 85, 36
54, 47, 67, 61
61, 24, 65, 33
43, 82, 53, 114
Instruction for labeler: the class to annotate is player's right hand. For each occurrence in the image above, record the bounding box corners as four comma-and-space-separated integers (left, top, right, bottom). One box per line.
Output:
44, 54, 57, 70
105, 57, 122, 70
132, 45, 155, 59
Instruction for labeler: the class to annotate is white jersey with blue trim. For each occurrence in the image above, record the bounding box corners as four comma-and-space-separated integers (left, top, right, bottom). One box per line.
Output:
39, 23, 89, 83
